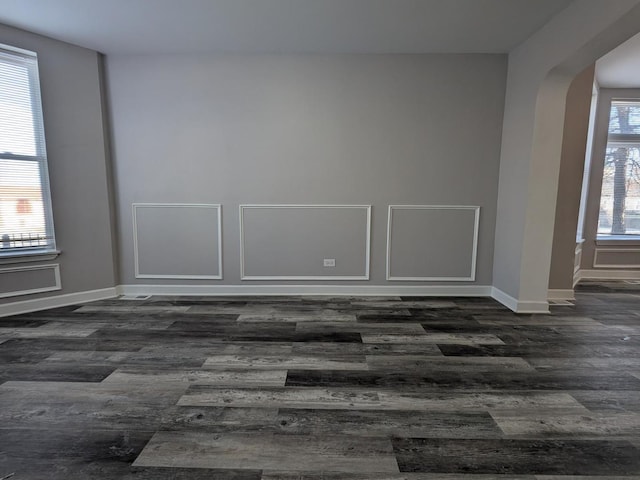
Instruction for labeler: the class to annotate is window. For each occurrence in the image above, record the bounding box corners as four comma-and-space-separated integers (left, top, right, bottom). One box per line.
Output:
0, 44, 56, 256
597, 100, 640, 237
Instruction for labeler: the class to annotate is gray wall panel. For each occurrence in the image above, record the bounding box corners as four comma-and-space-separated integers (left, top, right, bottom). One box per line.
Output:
594, 248, 640, 268
134, 204, 221, 279
0, 264, 60, 298
388, 206, 478, 280
241, 206, 369, 279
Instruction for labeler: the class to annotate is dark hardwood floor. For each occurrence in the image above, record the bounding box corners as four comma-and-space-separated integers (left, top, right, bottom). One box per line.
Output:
1, 281, 639, 478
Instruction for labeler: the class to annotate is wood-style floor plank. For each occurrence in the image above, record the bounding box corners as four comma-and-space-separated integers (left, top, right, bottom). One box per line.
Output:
0, 280, 639, 478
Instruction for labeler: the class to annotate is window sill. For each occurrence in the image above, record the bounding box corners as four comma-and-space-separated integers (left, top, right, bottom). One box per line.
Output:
596, 236, 640, 246
0, 250, 61, 265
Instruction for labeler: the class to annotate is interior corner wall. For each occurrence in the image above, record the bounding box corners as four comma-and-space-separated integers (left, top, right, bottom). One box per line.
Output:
492, 0, 640, 310
105, 54, 507, 289
97, 53, 122, 288
0, 24, 117, 305
548, 64, 595, 291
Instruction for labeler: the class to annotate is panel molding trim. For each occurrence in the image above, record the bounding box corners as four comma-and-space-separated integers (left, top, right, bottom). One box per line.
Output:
593, 247, 640, 269
0, 263, 61, 299
132, 203, 223, 280
239, 204, 371, 281
577, 269, 640, 280
386, 205, 480, 281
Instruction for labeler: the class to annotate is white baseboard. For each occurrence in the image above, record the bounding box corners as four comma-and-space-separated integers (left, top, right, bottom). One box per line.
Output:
2, 283, 556, 317
573, 273, 581, 288
117, 284, 493, 297
548, 288, 575, 301
577, 269, 640, 281
491, 287, 550, 314
0, 287, 118, 318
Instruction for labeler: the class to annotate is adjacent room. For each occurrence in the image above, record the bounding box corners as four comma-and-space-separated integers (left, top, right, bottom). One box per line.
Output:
1, 1, 640, 477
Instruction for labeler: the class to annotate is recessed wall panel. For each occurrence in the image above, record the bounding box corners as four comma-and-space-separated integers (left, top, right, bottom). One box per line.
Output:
387, 206, 479, 281
594, 248, 640, 268
0, 264, 61, 298
240, 205, 370, 280
133, 204, 222, 279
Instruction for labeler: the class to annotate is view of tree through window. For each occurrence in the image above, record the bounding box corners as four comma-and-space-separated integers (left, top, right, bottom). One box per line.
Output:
598, 100, 640, 236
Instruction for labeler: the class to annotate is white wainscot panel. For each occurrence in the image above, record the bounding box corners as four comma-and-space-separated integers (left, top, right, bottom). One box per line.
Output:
0, 263, 61, 298
133, 203, 222, 279
240, 205, 371, 280
386, 205, 480, 281
594, 248, 640, 269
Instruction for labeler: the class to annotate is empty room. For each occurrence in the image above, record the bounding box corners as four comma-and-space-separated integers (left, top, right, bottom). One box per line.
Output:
1, 0, 640, 478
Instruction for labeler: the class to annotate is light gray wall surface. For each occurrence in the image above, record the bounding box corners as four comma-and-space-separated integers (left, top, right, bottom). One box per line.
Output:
241, 206, 369, 279
134, 204, 221, 278
548, 65, 595, 291
388, 207, 478, 280
0, 23, 116, 303
106, 54, 507, 286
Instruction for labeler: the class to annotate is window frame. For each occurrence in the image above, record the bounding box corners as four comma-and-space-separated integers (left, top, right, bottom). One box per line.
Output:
0, 43, 57, 260
595, 97, 640, 240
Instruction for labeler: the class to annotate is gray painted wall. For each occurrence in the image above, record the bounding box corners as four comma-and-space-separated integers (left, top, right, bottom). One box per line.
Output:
133, 204, 221, 279
106, 54, 507, 287
388, 206, 478, 280
548, 65, 595, 291
241, 206, 369, 279
0, 23, 116, 303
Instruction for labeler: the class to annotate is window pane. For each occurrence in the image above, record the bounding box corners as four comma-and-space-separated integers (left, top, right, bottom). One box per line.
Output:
0, 158, 48, 249
0, 45, 55, 255
598, 145, 640, 235
0, 61, 36, 156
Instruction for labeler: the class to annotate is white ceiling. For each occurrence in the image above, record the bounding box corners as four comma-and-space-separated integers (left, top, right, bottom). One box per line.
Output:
0, 0, 572, 55
597, 31, 640, 88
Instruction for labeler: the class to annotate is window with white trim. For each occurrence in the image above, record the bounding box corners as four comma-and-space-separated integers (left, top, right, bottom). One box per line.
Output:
597, 100, 640, 237
0, 44, 56, 256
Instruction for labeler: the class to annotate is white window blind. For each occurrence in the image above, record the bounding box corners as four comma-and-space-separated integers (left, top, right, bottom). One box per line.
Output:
0, 45, 56, 255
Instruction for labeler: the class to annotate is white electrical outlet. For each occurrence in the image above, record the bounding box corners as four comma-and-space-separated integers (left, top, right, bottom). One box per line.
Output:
323, 258, 336, 267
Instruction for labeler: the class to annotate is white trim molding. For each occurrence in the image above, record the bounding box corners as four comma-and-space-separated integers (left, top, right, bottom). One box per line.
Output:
239, 204, 371, 281
491, 287, 550, 314
548, 289, 576, 302
0, 287, 117, 318
386, 205, 480, 282
2, 283, 556, 317
577, 269, 640, 280
118, 283, 492, 297
132, 203, 223, 280
0, 250, 61, 265
573, 241, 583, 287
0, 263, 61, 299
593, 247, 640, 269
